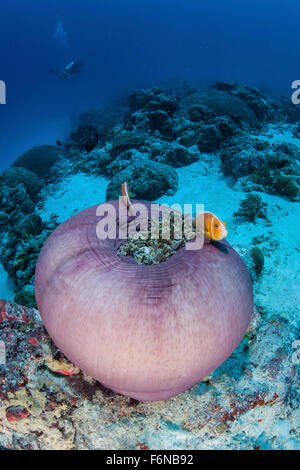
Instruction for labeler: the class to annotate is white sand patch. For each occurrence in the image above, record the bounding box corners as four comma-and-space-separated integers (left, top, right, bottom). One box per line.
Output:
38, 172, 109, 223
263, 123, 300, 146
0, 263, 16, 301
157, 161, 240, 218
157, 160, 300, 323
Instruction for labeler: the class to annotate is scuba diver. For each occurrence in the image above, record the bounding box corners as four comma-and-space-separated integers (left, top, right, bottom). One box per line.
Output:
49, 60, 83, 79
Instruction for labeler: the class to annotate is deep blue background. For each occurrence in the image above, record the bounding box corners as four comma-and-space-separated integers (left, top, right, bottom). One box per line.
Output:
0, 0, 299, 171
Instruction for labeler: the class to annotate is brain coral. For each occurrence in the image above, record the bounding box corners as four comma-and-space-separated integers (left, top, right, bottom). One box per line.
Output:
12, 145, 65, 177
184, 90, 259, 127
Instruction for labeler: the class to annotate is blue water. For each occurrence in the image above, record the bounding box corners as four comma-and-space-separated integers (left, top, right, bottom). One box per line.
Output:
0, 0, 300, 171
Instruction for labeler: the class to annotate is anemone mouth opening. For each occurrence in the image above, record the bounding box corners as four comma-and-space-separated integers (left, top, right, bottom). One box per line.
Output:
117, 210, 196, 265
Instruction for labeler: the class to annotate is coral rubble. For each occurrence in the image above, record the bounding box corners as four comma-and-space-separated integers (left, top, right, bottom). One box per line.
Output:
0, 301, 298, 450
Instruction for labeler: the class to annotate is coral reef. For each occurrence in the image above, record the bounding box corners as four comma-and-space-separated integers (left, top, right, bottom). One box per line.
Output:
127, 88, 180, 115
12, 145, 66, 178
106, 159, 178, 200
0, 80, 300, 448
0, 163, 58, 308
54, 81, 300, 207
234, 194, 267, 223
251, 145, 300, 200
213, 81, 274, 121
276, 96, 300, 123
1, 81, 299, 309
183, 90, 259, 128
2, 167, 43, 200
251, 247, 265, 276
110, 129, 149, 157
221, 139, 300, 200
69, 123, 99, 152
0, 227, 56, 309
0, 300, 298, 449
0, 184, 35, 225
161, 144, 198, 167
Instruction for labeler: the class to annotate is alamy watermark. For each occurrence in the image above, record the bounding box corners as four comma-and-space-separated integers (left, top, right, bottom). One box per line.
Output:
291, 80, 300, 104
292, 340, 300, 365
0, 340, 5, 365
95, 198, 206, 250
0, 80, 6, 104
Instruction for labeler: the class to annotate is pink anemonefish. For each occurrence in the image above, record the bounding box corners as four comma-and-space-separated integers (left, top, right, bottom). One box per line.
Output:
194, 211, 228, 242
121, 182, 228, 243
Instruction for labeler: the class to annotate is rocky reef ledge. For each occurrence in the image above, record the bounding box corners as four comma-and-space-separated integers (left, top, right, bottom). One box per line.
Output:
0, 300, 298, 450
1, 81, 300, 309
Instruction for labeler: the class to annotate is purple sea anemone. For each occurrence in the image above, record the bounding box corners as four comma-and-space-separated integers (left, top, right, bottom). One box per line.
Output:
35, 200, 253, 401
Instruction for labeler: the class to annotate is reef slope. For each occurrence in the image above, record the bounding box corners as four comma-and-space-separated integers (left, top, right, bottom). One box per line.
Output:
0, 300, 298, 450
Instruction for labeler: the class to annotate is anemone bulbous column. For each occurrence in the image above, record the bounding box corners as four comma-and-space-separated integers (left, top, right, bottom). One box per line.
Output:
35, 200, 253, 401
